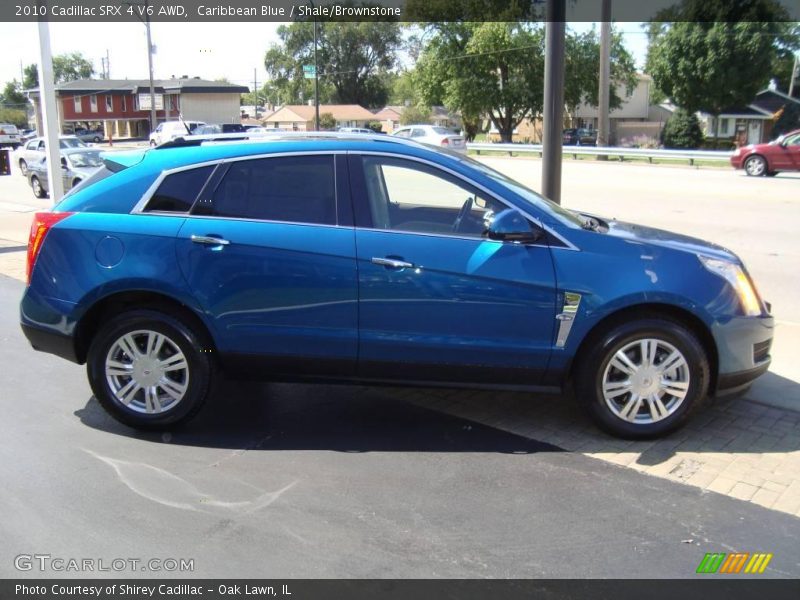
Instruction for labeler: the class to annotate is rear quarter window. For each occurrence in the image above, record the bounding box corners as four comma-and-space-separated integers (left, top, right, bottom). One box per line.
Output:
144, 166, 214, 213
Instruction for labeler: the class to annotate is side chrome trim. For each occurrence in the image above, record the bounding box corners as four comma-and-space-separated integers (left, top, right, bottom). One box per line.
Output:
350, 150, 579, 251
555, 292, 582, 348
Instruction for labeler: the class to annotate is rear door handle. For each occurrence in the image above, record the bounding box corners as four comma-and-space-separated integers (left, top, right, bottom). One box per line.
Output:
191, 234, 230, 246
371, 257, 414, 269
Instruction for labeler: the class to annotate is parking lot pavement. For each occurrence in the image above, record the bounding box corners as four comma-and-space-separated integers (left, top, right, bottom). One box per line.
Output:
1, 275, 799, 578
1, 158, 798, 521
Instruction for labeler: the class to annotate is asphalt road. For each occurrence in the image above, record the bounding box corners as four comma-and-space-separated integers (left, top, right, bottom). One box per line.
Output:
1, 275, 799, 578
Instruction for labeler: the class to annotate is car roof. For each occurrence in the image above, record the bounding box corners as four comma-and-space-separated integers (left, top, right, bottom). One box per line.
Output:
109, 133, 466, 176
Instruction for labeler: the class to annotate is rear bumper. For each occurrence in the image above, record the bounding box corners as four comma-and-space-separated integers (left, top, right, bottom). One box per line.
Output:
21, 322, 80, 364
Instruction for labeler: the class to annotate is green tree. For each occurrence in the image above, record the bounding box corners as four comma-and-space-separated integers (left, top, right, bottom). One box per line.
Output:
661, 109, 704, 149
416, 22, 545, 143
52, 52, 94, 83
318, 112, 337, 130
0, 108, 28, 128
20, 53, 95, 88
647, 1, 797, 140
399, 105, 431, 125
264, 21, 400, 108
564, 27, 637, 121
1, 80, 27, 109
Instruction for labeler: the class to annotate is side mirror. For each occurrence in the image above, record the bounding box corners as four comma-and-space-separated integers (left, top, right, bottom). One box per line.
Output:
485, 208, 542, 243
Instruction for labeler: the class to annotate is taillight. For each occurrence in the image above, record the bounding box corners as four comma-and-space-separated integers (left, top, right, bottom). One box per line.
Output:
26, 212, 73, 285
441, 138, 449, 146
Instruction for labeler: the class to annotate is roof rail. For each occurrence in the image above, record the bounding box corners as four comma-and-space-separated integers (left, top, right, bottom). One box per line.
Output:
154, 130, 423, 150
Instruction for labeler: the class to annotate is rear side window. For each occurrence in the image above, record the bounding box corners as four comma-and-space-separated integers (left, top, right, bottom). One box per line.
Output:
211, 155, 336, 225
145, 165, 214, 213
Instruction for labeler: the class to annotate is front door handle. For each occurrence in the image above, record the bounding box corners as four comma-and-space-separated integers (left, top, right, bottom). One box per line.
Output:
191, 234, 230, 246
371, 257, 413, 269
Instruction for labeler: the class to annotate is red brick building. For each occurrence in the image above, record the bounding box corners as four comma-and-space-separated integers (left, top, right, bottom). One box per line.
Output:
29, 78, 249, 139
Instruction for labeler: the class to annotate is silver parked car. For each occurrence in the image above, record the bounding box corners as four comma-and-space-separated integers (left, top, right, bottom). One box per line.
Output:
16, 136, 88, 175
27, 148, 105, 198
391, 124, 467, 153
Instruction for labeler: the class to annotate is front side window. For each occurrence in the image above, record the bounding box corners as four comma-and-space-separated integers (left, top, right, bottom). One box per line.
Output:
26, 140, 38, 151
359, 157, 506, 237
211, 155, 336, 225
145, 165, 214, 213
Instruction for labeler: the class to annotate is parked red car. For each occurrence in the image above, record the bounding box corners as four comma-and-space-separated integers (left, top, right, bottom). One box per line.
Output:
730, 129, 800, 176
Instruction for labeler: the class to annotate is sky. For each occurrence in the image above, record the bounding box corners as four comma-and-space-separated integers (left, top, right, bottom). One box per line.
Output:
0, 21, 650, 92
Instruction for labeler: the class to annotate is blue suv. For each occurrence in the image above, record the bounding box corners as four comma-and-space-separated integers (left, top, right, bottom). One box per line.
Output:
20, 133, 773, 437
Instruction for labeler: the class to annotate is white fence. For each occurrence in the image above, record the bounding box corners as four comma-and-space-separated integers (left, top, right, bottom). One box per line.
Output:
467, 142, 733, 165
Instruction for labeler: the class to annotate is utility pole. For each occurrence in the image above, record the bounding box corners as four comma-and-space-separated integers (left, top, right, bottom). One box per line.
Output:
541, 0, 566, 205
106, 49, 111, 78
144, 0, 157, 134
597, 0, 611, 155
36, 12, 65, 202
789, 53, 799, 98
253, 68, 259, 119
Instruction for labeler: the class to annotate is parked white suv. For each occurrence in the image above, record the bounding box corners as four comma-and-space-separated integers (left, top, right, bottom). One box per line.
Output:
0, 123, 21, 149
149, 121, 206, 146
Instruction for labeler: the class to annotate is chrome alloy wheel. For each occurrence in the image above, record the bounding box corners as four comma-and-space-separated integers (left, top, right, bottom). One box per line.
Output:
601, 338, 690, 424
105, 330, 189, 414
745, 156, 766, 176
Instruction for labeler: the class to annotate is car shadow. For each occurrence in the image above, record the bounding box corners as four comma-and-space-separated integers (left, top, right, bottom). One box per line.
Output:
75, 379, 561, 455
75, 372, 800, 466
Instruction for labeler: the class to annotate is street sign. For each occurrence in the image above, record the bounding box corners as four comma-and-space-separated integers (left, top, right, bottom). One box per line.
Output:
138, 93, 164, 111
303, 65, 316, 79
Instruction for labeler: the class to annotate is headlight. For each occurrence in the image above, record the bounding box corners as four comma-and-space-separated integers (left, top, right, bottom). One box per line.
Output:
699, 256, 762, 316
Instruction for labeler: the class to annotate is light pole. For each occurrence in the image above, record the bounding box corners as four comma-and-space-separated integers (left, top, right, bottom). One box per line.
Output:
124, 0, 158, 134
541, 0, 566, 205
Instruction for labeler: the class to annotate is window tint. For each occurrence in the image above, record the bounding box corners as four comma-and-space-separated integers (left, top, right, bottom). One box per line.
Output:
360, 157, 505, 237
212, 155, 336, 225
145, 166, 214, 213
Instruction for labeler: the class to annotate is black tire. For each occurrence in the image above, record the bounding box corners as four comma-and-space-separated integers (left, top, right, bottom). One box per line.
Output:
93, 136, 101, 143
30, 176, 47, 198
87, 309, 214, 430
19, 159, 27, 176
574, 317, 710, 439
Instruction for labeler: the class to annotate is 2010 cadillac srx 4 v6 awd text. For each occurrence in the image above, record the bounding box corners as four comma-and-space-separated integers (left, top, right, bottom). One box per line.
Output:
20, 133, 773, 438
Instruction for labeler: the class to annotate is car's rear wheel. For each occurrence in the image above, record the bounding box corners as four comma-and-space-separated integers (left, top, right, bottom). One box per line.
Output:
744, 155, 767, 177
87, 309, 214, 429
574, 318, 709, 439
30, 176, 46, 198
19, 159, 27, 176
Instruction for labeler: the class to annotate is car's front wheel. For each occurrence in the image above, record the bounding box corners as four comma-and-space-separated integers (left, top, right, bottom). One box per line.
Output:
744, 155, 767, 177
574, 317, 709, 438
30, 176, 46, 198
19, 159, 27, 176
87, 309, 214, 429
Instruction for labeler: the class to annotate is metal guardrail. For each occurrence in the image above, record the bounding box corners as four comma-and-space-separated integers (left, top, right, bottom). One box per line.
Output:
467, 142, 734, 165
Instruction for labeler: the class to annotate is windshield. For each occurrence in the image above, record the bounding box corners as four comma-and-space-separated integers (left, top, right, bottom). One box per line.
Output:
452, 153, 584, 227
67, 151, 104, 168
60, 138, 87, 149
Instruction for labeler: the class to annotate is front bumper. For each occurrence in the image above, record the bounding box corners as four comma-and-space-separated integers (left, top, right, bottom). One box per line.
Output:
712, 313, 774, 394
